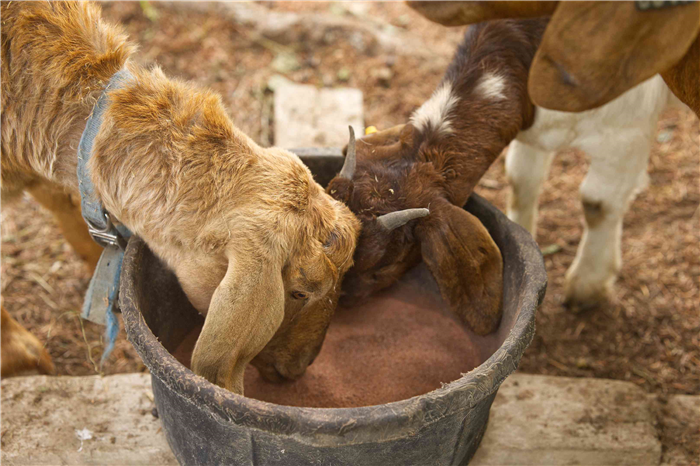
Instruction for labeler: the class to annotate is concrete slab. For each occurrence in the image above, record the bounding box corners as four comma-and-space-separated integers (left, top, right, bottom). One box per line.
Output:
1, 373, 674, 466
470, 374, 662, 466
272, 76, 364, 148
1, 373, 176, 466
657, 394, 700, 466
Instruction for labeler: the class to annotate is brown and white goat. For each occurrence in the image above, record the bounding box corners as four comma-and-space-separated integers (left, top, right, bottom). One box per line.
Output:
507, 75, 681, 309
408, 1, 700, 116
327, 19, 548, 335
1, 1, 360, 393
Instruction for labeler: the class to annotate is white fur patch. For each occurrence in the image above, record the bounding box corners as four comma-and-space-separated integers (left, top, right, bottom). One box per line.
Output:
410, 82, 459, 135
475, 72, 506, 101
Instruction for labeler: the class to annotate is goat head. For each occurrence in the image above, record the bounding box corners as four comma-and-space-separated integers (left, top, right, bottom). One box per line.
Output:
327, 127, 502, 335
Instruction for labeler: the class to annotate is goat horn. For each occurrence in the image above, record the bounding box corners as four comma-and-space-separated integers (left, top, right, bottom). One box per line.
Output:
339, 126, 356, 179
376, 208, 430, 231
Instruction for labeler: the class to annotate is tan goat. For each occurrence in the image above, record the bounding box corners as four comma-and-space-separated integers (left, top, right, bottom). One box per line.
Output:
1, 1, 360, 394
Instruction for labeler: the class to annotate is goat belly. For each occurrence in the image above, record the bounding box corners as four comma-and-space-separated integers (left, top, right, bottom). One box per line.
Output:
172, 263, 485, 408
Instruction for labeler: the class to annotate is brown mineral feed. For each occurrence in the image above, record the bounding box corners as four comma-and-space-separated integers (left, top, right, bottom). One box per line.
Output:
172, 265, 486, 408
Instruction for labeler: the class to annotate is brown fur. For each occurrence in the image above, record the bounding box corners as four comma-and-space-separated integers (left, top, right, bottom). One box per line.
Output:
1, 1, 360, 393
327, 19, 548, 335
529, 1, 700, 114
661, 34, 700, 116
407, 1, 557, 26
1, 305, 55, 377
408, 0, 700, 116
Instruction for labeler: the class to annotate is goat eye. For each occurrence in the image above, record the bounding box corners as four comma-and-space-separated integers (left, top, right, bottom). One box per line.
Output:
291, 291, 308, 300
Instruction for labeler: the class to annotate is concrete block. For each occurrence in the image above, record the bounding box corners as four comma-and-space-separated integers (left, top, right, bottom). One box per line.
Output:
1, 373, 176, 466
1, 373, 670, 466
471, 373, 662, 466
658, 395, 700, 466
273, 77, 363, 148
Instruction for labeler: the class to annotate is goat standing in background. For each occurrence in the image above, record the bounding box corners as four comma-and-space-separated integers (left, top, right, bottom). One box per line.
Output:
327, 19, 549, 335
408, 1, 700, 116
1, 1, 361, 393
507, 76, 682, 309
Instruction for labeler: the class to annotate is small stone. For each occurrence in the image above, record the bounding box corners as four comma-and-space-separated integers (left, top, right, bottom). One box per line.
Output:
271, 52, 301, 74
541, 244, 562, 256
373, 67, 393, 86
349, 32, 366, 52
328, 3, 347, 16
337, 67, 351, 82
396, 14, 411, 27
322, 74, 334, 87
267, 74, 293, 92
307, 55, 321, 68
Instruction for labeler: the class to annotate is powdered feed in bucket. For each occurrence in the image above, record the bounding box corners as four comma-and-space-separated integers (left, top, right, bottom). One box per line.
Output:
171, 262, 495, 408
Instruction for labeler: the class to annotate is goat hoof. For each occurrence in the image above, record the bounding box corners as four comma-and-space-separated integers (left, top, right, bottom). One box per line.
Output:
562, 294, 606, 314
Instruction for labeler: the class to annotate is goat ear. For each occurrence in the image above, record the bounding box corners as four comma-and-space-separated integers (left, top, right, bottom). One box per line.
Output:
191, 252, 284, 394
416, 202, 503, 335
341, 124, 410, 162
529, 1, 700, 112
351, 124, 406, 150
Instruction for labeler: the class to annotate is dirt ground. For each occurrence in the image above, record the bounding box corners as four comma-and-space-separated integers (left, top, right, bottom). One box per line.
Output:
2, 1, 698, 460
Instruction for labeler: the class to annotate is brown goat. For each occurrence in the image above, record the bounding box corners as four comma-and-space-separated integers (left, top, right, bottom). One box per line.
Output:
327, 19, 548, 335
1, 1, 360, 393
408, 1, 700, 116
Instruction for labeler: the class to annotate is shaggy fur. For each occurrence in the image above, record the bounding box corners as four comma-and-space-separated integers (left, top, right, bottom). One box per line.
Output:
1, 1, 360, 393
408, 0, 700, 116
327, 19, 548, 336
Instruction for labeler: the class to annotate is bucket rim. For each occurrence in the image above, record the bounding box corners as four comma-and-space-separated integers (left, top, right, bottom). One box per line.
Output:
120, 192, 547, 441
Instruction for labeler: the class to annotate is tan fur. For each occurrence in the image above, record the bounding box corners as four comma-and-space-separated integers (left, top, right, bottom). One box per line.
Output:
26, 179, 103, 272
1, 305, 55, 377
408, 0, 700, 116
1, 1, 359, 393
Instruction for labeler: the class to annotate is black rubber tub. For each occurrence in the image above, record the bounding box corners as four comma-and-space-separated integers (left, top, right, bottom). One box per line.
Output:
120, 154, 547, 466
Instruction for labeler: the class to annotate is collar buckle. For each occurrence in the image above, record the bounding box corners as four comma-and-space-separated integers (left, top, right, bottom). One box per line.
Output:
86, 212, 128, 250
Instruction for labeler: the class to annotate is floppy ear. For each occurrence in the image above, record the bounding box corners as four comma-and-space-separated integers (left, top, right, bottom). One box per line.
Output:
191, 252, 284, 395
416, 202, 503, 335
355, 124, 406, 149
529, 1, 700, 112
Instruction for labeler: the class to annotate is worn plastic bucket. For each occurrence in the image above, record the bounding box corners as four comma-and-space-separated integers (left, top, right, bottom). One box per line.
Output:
120, 153, 547, 466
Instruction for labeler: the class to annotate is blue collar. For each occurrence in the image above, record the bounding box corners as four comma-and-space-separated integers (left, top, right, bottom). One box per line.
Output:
77, 68, 134, 248
77, 68, 135, 362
